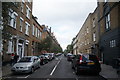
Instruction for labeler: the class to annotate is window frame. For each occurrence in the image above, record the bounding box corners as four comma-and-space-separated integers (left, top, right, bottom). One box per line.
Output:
26, 5, 31, 19
93, 32, 96, 42
105, 13, 110, 30
20, 17, 24, 32
25, 21, 30, 35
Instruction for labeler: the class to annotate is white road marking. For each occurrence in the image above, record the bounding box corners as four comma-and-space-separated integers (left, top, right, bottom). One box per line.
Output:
15, 75, 29, 78
50, 59, 61, 75
3, 77, 12, 78
24, 75, 30, 78
47, 78, 50, 80
76, 78, 78, 80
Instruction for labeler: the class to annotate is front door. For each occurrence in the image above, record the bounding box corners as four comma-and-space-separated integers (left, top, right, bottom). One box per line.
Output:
18, 45, 22, 58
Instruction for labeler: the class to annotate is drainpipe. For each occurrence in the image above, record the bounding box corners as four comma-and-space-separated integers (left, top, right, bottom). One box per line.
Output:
0, 1, 2, 78
0, 1, 2, 54
16, 39, 19, 55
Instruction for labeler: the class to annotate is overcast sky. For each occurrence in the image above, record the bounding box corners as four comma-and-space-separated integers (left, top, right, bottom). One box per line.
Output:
32, 0, 97, 50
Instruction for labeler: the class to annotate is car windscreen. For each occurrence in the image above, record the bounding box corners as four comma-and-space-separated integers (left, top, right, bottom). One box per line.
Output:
82, 55, 89, 61
89, 55, 99, 62
18, 57, 32, 62
40, 55, 44, 57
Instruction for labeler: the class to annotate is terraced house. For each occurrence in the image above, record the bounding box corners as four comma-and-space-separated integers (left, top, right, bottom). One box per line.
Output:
98, 1, 120, 66
72, 1, 120, 66
77, 13, 93, 54
2, 1, 33, 62
2, 0, 62, 63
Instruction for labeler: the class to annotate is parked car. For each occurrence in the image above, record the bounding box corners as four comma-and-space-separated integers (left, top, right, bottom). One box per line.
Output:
66, 53, 72, 57
55, 53, 62, 56
67, 54, 74, 61
71, 54, 101, 75
42, 53, 51, 61
39, 55, 48, 65
11, 56, 40, 74
49, 53, 55, 59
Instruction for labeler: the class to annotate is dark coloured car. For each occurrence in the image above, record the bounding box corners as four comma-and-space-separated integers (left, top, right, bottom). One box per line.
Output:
71, 54, 101, 75
39, 55, 48, 65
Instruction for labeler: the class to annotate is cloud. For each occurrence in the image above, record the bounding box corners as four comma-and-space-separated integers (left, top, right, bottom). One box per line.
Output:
33, 0, 97, 50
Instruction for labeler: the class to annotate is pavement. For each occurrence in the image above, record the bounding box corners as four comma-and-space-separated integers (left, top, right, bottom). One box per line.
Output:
1, 62, 120, 80
2, 63, 12, 77
99, 64, 120, 80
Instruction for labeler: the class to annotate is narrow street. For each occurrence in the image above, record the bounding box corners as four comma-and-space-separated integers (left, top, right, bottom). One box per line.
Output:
3, 54, 106, 80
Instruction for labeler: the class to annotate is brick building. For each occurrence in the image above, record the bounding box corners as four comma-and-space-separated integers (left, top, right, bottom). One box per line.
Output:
72, 1, 120, 66
90, 7, 100, 57
2, 1, 33, 62
76, 13, 93, 54
31, 15, 43, 56
2, 0, 62, 63
98, 1, 120, 65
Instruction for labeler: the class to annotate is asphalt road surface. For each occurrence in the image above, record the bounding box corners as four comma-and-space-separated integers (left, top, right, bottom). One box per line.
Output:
3, 54, 106, 80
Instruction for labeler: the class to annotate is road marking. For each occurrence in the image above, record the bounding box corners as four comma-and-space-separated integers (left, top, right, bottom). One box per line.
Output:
16, 75, 30, 78
50, 59, 61, 75
3, 77, 12, 78
75, 78, 78, 80
24, 75, 30, 78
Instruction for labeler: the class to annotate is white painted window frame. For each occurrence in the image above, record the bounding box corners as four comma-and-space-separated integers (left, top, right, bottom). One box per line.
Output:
106, 14, 110, 30
93, 32, 96, 42
26, 5, 31, 19
25, 21, 30, 35
20, 17, 24, 32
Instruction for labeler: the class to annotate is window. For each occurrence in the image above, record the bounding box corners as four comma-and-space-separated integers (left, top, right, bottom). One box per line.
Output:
38, 29, 40, 38
25, 22, 30, 35
21, 2, 24, 13
86, 27, 89, 33
39, 31, 42, 39
35, 27, 38, 37
85, 31, 86, 35
87, 39, 89, 44
8, 9, 13, 25
20, 17, 24, 32
22, 0, 25, 3
93, 18, 95, 28
8, 9, 18, 29
93, 32, 96, 42
105, 14, 110, 30
8, 40, 14, 53
110, 40, 116, 47
32, 25, 35, 36
12, 13, 17, 28
85, 40, 87, 45
104, 0, 108, 2
26, 5, 31, 19
28, 0, 32, 3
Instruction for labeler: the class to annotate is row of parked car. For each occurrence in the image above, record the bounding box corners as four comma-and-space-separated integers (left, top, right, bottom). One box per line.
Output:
65, 53, 101, 75
11, 53, 56, 74
38, 53, 55, 65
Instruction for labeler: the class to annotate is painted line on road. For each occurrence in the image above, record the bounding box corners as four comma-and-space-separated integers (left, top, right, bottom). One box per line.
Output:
50, 58, 61, 75
24, 75, 30, 78
3, 75, 30, 78
75, 78, 78, 80
16, 75, 30, 78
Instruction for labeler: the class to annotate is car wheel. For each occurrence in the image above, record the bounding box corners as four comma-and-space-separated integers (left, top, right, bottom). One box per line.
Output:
72, 65, 75, 69
38, 64, 40, 68
42, 61, 45, 65
75, 67, 79, 75
30, 67, 34, 73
